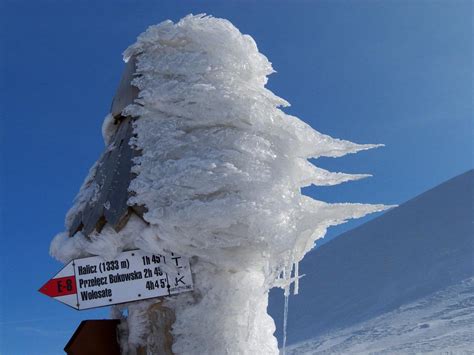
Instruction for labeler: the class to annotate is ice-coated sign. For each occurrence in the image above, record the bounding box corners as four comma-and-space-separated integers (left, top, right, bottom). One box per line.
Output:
39, 250, 193, 310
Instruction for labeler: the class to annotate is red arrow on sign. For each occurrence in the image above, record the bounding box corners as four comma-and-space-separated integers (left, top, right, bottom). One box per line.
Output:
38, 261, 80, 309
39, 275, 77, 297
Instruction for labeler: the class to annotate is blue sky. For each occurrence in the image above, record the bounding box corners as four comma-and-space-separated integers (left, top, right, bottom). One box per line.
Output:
0, 1, 472, 354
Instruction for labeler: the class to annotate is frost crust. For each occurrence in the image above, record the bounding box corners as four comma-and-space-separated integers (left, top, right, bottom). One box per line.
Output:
124, 15, 386, 268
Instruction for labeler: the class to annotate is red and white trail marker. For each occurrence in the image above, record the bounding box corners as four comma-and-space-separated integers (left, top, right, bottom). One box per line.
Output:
39, 250, 193, 310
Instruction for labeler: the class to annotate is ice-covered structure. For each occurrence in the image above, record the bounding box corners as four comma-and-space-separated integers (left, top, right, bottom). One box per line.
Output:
51, 14, 390, 354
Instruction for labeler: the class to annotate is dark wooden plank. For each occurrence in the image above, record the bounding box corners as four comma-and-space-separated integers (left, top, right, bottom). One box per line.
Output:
103, 117, 140, 228
65, 320, 121, 355
69, 54, 146, 238
69, 117, 143, 237
111, 55, 140, 117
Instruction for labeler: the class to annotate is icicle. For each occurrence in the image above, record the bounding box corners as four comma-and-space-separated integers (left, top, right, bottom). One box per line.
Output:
294, 261, 299, 295
282, 290, 289, 355
282, 266, 291, 355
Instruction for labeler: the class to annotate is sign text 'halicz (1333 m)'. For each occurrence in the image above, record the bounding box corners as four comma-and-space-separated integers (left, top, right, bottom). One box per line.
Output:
39, 250, 193, 310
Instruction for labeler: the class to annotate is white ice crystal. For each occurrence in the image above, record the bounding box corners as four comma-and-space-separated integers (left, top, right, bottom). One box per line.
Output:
51, 14, 391, 354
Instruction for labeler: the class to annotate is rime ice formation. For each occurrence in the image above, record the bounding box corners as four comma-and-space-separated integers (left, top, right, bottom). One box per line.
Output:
51, 15, 390, 354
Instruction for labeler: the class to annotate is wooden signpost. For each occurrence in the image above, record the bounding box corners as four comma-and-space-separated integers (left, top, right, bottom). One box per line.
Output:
44, 55, 182, 354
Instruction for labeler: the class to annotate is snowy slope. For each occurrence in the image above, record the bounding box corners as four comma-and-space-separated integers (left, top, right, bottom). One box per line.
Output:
269, 170, 474, 347
286, 277, 474, 353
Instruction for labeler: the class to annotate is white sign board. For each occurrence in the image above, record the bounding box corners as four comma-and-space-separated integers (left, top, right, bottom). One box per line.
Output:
39, 250, 193, 310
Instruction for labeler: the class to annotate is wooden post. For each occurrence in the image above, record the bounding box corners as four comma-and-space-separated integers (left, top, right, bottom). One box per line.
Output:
146, 303, 176, 354
129, 302, 175, 355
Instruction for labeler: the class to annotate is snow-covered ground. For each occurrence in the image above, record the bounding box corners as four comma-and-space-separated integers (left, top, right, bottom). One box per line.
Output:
269, 170, 474, 352
286, 277, 474, 354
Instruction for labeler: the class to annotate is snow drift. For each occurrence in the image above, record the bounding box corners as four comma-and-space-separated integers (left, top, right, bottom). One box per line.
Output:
51, 15, 389, 354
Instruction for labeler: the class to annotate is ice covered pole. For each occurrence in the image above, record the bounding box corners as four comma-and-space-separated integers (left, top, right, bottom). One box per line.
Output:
51, 14, 390, 354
